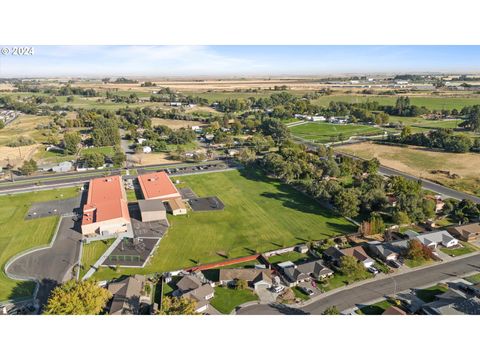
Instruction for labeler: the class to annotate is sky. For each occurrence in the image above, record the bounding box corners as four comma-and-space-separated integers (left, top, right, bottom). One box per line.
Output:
1, 45, 480, 78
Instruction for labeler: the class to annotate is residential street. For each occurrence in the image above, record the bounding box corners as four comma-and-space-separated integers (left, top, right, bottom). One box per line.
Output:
237, 253, 480, 315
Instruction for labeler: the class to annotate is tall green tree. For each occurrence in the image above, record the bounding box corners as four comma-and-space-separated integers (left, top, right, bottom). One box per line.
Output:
63, 131, 81, 155
43, 279, 112, 315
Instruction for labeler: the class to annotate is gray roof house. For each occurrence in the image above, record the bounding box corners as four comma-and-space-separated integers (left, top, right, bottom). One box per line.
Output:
415, 230, 459, 248
367, 240, 409, 262
218, 268, 273, 290
108, 274, 147, 315
422, 288, 480, 315
296, 260, 334, 280
174, 273, 214, 313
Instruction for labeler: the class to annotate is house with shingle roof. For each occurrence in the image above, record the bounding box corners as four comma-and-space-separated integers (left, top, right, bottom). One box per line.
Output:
448, 222, 480, 242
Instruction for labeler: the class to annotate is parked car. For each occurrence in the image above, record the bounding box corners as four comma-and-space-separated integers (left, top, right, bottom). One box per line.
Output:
271, 285, 284, 293
389, 260, 402, 268
368, 266, 379, 275
301, 287, 314, 296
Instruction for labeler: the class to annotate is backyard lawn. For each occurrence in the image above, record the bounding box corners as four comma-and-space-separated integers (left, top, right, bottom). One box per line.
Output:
81, 146, 115, 157
79, 238, 115, 279
290, 122, 383, 143
0, 187, 80, 301
93, 168, 355, 280
210, 286, 258, 314
267, 251, 310, 264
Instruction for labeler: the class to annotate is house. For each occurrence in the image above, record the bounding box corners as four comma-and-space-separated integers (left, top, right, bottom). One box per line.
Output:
143, 146, 152, 154
367, 240, 409, 262
174, 274, 214, 313
403, 230, 420, 240
323, 245, 374, 268
218, 268, 273, 291
382, 306, 406, 315
167, 197, 187, 216
138, 199, 167, 222
138, 171, 182, 201
81, 176, 131, 236
108, 275, 147, 315
422, 288, 480, 315
415, 230, 459, 249
296, 260, 333, 280
448, 223, 480, 242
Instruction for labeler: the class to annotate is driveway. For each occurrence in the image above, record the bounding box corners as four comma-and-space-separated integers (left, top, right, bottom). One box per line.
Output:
256, 285, 278, 303
5, 216, 83, 307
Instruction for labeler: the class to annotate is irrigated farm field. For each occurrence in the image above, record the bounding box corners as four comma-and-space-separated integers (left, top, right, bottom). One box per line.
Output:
290, 122, 384, 143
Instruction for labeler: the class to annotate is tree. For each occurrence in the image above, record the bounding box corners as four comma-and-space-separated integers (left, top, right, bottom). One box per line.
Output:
112, 147, 126, 167
340, 255, 368, 281
407, 239, 433, 262
259, 118, 290, 145
63, 131, 81, 155
238, 148, 256, 164
83, 152, 105, 168
235, 279, 248, 290
43, 279, 111, 315
392, 211, 410, 225
322, 306, 340, 315
19, 159, 38, 175
91, 117, 120, 146
333, 188, 361, 218
158, 296, 198, 315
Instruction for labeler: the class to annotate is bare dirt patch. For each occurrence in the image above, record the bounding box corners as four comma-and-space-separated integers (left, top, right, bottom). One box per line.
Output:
151, 118, 205, 129
337, 142, 480, 195
130, 152, 178, 166
0, 144, 40, 168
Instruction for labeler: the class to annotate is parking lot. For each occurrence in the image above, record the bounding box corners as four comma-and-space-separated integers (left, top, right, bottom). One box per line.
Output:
25, 196, 82, 220
128, 203, 170, 238
188, 196, 225, 212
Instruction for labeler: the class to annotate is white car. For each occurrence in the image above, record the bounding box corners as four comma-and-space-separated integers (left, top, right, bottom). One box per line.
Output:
272, 285, 284, 293
368, 266, 379, 275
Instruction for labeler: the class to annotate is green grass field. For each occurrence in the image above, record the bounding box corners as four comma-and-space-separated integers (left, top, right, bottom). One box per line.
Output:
210, 286, 258, 314
79, 239, 115, 279
440, 241, 478, 257
415, 284, 448, 303
80, 146, 115, 157
290, 122, 384, 143
0, 187, 80, 301
268, 251, 310, 264
356, 299, 394, 315
310, 95, 480, 110
93, 168, 355, 281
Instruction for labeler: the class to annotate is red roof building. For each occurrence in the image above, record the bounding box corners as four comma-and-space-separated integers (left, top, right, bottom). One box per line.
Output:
81, 176, 131, 236
138, 171, 181, 201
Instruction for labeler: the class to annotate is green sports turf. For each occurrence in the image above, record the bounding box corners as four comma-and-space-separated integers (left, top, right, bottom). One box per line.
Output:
93, 168, 355, 281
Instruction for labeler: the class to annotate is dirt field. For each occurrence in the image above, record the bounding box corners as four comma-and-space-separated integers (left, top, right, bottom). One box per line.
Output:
130, 152, 179, 165
151, 118, 205, 129
0, 144, 39, 168
337, 142, 480, 195
0, 114, 52, 146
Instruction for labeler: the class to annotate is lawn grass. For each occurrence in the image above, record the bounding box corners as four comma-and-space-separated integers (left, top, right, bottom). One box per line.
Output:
291, 122, 383, 143
464, 273, 480, 284
318, 272, 372, 292
292, 286, 310, 301
92, 169, 354, 281
440, 241, 477, 257
0, 187, 80, 301
210, 286, 258, 314
310, 94, 480, 110
79, 238, 115, 279
415, 284, 448, 303
404, 257, 433, 268
80, 146, 115, 157
356, 299, 393, 315
267, 251, 310, 265
126, 189, 138, 202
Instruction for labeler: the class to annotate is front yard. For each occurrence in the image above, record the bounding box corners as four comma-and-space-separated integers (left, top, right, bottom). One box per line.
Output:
356, 299, 396, 315
440, 241, 478, 257
415, 284, 448, 303
210, 286, 258, 314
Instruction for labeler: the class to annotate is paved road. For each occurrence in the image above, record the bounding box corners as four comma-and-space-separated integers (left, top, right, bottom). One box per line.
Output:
237, 253, 480, 315
5, 216, 83, 307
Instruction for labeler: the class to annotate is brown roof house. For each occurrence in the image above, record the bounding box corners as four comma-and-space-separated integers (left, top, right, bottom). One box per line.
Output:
324, 245, 374, 268
108, 275, 148, 315
219, 268, 273, 291
174, 274, 214, 313
281, 260, 334, 287
448, 223, 480, 242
